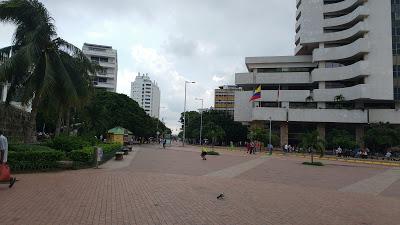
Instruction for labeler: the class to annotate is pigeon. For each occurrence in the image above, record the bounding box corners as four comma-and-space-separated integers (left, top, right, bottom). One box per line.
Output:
217, 193, 224, 200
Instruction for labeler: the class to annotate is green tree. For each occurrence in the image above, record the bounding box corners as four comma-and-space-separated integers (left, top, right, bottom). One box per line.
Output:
326, 129, 357, 150
300, 130, 325, 163
364, 123, 400, 153
204, 122, 226, 147
0, 0, 95, 142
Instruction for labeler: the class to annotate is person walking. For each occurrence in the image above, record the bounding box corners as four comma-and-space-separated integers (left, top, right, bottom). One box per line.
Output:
250, 141, 255, 154
163, 139, 167, 149
0, 131, 16, 188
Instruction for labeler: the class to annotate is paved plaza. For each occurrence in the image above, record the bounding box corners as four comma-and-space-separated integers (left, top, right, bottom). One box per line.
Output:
1, 144, 400, 225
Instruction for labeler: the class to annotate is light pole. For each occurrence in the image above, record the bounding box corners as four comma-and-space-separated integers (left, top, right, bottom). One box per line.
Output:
156, 107, 166, 141
195, 98, 204, 145
269, 116, 272, 155
183, 81, 195, 146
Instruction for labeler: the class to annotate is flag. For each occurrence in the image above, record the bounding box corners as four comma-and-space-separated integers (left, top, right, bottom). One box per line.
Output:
249, 85, 262, 102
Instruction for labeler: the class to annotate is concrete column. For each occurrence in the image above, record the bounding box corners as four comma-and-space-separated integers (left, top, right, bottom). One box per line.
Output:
317, 123, 326, 142
1, 83, 7, 102
280, 123, 288, 147
356, 126, 365, 148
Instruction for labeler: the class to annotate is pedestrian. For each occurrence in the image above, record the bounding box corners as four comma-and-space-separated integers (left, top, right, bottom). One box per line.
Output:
163, 139, 167, 149
267, 143, 273, 155
284, 144, 288, 153
201, 148, 207, 160
0, 131, 16, 188
246, 141, 250, 154
250, 141, 255, 154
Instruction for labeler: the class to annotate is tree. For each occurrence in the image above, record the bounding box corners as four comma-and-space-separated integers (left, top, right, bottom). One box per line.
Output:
0, 0, 95, 142
334, 94, 345, 109
364, 123, 400, 153
203, 122, 225, 147
326, 129, 357, 150
79, 91, 169, 138
300, 130, 325, 163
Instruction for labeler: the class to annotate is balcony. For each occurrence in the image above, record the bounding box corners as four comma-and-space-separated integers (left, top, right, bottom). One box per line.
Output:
311, 61, 369, 82
252, 107, 287, 121
313, 84, 368, 101
313, 37, 369, 61
323, 0, 367, 14
235, 72, 310, 86
369, 109, 400, 124
323, 5, 369, 28
289, 108, 368, 123
322, 21, 368, 43
259, 90, 311, 102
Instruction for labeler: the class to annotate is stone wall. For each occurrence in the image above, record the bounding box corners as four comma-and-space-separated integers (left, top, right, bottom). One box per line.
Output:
0, 103, 30, 142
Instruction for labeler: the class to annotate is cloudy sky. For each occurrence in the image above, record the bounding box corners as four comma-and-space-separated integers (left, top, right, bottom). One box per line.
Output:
0, 0, 296, 133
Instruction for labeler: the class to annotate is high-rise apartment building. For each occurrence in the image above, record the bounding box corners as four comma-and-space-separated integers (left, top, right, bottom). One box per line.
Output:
82, 43, 118, 92
131, 73, 160, 118
235, 0, 400, 146
214, 85, 242, 116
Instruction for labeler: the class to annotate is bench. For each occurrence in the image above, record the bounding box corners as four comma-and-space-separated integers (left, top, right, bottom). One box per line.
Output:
122, 148, 129, 155
115, 152, 124, 160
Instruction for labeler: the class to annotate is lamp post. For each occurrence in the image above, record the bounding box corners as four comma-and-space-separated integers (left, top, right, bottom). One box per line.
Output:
269, 116, 272, 155
183, 81, 195, 146
156, 107, 166, 141
195, 98, 204, 145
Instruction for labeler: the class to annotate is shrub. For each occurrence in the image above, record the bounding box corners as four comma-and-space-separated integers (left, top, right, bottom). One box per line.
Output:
302, 162, 324, 166
46, 136, 91, 152
10, 144, 56, 152
8, 150, 65, 171
69, 147, 94, 163
206, 150, 220, 155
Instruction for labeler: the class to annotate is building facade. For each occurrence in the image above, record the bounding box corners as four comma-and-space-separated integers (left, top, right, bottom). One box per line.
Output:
82, 43, 118, 92
235, 0, 400, 146
130, 73, 160, 118
214, 85, 242, 116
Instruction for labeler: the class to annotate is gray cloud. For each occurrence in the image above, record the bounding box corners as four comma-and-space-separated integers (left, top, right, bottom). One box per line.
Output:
0, 0, 296, 133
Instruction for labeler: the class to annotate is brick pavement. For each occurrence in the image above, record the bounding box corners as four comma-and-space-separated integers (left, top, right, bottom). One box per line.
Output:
0, 144, 399, 225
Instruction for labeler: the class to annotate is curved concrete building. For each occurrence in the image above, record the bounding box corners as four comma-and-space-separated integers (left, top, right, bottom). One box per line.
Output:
235, 0, 400, 146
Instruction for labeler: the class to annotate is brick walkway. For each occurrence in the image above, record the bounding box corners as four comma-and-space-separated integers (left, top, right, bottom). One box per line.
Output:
0, 144, 400, 225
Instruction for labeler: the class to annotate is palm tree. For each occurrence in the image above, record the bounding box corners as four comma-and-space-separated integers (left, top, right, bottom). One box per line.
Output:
334, 94, 345, 109
300, 130, 325, 164
0, 0, 95, 142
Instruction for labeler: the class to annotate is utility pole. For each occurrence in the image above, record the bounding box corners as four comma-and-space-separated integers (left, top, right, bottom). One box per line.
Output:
183, 81, 195, 146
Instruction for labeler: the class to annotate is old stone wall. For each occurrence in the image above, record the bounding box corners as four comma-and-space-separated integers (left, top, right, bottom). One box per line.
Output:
0, 103, 30, 142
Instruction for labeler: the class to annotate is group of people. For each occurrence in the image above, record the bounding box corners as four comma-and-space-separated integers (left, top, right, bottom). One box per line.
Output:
245, 141, 258, 154
283, 144, 299, 153
335, 146, 370, 159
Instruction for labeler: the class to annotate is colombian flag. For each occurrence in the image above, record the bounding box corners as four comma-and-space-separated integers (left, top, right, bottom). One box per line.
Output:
249, 85, 261, 102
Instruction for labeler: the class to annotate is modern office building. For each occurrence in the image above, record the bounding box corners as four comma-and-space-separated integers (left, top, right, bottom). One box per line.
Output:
214, 85, 242, 116
82, 43, 118, 92
234, 0, 400, 146
131, 73, 160, 118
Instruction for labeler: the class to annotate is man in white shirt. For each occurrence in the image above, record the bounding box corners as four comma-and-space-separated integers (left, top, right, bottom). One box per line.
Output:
0, 131, 8, 164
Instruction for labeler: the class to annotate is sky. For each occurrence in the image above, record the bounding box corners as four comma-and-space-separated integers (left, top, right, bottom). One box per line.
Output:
0, 0, 296, 134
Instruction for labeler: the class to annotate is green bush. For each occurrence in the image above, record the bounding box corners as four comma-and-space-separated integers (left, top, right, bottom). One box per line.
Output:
206, 150, 220, 155
8, 150, 65, 171
69, 147, 94, 163
46, 136, 91, 152
68, 143, 122, 166
9, 144, 56, 152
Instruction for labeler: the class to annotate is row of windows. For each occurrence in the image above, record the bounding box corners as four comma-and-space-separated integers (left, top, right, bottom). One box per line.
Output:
392, 1, 400, 100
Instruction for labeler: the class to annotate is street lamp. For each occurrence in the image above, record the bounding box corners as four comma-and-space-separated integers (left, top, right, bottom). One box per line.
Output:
156, 107, 166, 140
183, 81, 195, 146
268, 116, 272, 155
195, 98, 204, 145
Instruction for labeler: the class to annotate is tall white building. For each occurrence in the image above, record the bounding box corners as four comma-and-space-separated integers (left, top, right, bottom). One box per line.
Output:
131, 73, 160, 118
82, 43, 118, 92
234, 0, 400, 146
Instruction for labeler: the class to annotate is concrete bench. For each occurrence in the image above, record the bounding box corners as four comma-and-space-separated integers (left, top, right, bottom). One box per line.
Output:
115, 152, 124, 160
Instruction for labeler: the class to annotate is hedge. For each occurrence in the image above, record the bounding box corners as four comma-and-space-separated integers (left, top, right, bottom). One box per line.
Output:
8, 150, 65, 171
9, 144, 56, 152
68, 143, 122, 166
46, 136, 91, 152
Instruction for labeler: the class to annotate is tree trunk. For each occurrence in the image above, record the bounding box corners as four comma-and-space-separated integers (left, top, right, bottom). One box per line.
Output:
55, 108, 63, 137
311, 150, 314, 164
64, 108, 71, 136
24, 93, 41, 143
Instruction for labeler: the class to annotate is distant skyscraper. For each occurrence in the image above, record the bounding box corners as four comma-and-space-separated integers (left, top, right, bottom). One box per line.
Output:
131, 73, 160, 118
214, 85, 242, 116
82, 43, 118, 92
